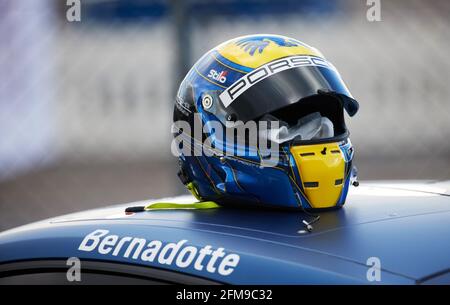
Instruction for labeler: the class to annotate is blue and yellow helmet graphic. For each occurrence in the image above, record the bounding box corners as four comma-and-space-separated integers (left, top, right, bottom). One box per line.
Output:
173, 34, 359, 210
216, 34, 323, 68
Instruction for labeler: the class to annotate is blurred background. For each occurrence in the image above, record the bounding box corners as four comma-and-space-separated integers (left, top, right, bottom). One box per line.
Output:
1, 0, 449, 230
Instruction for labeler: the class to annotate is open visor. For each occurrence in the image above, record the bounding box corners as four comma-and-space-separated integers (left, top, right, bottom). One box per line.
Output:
205, 57, 359, 125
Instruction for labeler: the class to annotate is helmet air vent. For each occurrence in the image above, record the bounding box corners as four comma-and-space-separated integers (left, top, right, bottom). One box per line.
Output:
300, 152, 315, 157
303, 182, 319, 188
335, 179, 344, 185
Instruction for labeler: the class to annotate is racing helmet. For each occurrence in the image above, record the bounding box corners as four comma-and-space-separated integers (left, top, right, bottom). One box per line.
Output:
173, 34, 359, 210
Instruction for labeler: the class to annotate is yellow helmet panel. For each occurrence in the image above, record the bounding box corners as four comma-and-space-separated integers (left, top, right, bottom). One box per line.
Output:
216, 34, 324, 69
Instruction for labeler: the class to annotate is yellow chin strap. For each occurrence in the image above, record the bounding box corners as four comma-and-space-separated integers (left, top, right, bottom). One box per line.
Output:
125, 183, 220, 213
290, 142, 345, 209
186, 182, 202, 201
142, 182, 219, 211
145, 201, 220, 210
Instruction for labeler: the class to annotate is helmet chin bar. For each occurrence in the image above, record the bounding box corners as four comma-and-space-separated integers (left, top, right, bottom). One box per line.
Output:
290, 141, 347, 209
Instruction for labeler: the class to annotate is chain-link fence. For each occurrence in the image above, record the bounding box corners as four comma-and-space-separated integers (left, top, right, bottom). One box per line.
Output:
1, 0, 449, 230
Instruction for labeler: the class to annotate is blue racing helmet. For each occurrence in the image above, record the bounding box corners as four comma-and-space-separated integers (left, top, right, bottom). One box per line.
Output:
172, 34, 359, 210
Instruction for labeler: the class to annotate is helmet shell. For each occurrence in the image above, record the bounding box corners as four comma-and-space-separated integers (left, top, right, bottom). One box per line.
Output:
173, 34, 358, 210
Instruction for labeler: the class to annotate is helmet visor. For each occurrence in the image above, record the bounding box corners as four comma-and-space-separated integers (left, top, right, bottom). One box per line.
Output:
209, 56, 358, 125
